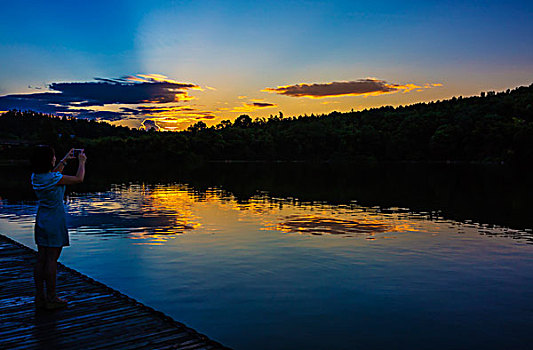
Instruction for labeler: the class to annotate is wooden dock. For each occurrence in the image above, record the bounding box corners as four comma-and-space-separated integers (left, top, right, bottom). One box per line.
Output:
0, 234, 230, 350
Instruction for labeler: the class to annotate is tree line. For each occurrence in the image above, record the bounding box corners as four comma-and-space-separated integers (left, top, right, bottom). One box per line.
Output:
1, 83, 532, 166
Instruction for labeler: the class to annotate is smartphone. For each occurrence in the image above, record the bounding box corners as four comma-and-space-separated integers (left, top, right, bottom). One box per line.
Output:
73, 149, 84, 157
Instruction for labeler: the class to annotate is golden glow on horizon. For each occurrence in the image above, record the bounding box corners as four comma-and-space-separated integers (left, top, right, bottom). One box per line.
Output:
0, 73, 448, 132
141, 116, 214, 131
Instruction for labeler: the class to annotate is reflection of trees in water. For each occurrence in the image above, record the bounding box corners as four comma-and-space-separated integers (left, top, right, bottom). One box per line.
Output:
179, 162, 532, 233
1, 162, 532, 243
478, 227, 533, 244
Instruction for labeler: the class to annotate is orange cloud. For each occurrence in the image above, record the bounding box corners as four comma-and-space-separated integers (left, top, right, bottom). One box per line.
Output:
262, 78, 442, 98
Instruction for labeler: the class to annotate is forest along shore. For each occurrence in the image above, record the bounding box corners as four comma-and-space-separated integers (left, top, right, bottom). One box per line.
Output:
0, 84, 532, 167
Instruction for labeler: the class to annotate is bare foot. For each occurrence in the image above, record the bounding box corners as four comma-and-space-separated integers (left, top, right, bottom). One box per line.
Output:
45, 295, 68, 310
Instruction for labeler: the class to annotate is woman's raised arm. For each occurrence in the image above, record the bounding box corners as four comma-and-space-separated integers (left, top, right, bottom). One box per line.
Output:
57, 152, 86, 185
53, 148, 74, 173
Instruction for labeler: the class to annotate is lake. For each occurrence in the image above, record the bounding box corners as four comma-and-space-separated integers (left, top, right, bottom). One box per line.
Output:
1, 162, 532, 349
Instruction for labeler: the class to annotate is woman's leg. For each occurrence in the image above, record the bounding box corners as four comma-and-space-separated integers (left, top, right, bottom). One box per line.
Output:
44, 246, 62, 300
34, 245, 46, 304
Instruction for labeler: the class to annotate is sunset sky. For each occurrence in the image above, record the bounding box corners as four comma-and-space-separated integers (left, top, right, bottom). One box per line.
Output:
1, 0, 532, 131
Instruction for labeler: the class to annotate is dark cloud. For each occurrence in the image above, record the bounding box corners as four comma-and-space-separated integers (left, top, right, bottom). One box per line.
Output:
134, 106, 197, 113
195, 115, 216, 120
230, 100, 277, 112
0, 75, 201, 122
94, 77, 128, 84
0, 92, 83, 114
251, 102, 275, 107
262, 78, 425, 98
0, 92, 129, 121
78, 110, 127, 121
119, 107, 144, 115
48, 80, 198, 105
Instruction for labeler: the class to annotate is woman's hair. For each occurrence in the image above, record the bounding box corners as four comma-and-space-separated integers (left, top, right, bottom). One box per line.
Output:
31, 145, 55, 173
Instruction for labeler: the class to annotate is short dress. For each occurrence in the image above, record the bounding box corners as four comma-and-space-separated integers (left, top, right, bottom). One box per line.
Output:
31, 172, 69, 247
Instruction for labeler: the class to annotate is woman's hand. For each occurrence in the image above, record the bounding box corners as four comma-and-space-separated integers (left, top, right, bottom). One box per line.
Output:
58, 148, 75, 166
57, 150, 87, 185
53, 149, 74, 173
78, 151, 87, 163
63, 148, 75, 161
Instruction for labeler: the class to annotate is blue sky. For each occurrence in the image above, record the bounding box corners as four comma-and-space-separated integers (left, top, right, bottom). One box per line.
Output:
1, 0, 532, 130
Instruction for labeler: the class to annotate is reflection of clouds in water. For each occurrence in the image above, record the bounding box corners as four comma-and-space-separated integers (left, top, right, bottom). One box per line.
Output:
231, 197, 424, 238
67, 184, 201, 245
266, 214, 416, 237
65, 185, 533, 244
3, 183, 531, 245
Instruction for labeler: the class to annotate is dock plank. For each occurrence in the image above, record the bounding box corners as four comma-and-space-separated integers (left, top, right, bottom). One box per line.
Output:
0, 234, 230, 350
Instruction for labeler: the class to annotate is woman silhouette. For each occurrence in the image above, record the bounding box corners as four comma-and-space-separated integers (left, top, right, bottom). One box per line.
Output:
31, 146, 86, 309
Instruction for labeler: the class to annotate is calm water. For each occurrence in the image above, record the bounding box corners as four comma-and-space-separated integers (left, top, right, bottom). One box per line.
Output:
1, 163, 532, 349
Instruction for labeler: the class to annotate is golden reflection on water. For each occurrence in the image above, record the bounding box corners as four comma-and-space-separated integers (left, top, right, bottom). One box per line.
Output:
110, 184, 427, 245
125, 185, 202, 244
265, 214, 416, 237
1, 183, 531, 246
61, 183, 532, 246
